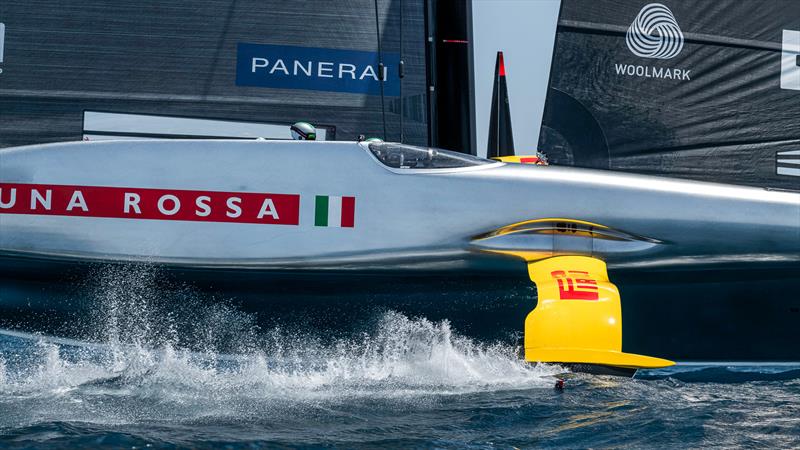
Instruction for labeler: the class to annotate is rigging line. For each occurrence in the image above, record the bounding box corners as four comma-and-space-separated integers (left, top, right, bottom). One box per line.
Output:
374, 0, 388, 140
399, 0, 404, 143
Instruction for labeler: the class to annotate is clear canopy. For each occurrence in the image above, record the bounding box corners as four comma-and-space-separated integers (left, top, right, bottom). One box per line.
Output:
367, 142, 494, 169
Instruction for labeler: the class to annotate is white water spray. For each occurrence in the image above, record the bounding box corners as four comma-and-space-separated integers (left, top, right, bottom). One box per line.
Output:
0, 265, 560, 428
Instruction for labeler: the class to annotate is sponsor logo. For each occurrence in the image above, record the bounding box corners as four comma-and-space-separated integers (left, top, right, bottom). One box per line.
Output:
614, 64, 689, 80
551, 270, 599, 301
626, 3, 684, 59
781, 30, 800, 91
236, 43, 399, 95
777, 150, 800, 177
0, 183, 301, 226
613, 3, 691, 82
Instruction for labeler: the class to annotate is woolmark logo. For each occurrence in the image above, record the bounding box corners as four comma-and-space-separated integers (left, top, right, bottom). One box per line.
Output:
626, 3, 684, 59
614, 3, 690, 81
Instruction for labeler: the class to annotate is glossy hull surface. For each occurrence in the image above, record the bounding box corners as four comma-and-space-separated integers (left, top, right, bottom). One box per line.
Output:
1, 140, 798, 273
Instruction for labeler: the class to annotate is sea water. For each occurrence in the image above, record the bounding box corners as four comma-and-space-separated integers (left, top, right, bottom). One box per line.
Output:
0, 267, 798, 448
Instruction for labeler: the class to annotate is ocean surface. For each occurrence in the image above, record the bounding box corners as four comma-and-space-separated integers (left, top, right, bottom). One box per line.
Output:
0, 268, 799, 448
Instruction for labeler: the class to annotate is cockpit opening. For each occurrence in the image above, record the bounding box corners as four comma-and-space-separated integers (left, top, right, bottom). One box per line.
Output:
367, 143, 494, 169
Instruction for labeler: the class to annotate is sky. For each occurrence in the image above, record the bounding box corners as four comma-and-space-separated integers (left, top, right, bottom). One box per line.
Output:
472, 0, 561, 157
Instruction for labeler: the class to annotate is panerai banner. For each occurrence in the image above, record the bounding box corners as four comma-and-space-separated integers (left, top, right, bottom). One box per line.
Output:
236, 43, 400, 96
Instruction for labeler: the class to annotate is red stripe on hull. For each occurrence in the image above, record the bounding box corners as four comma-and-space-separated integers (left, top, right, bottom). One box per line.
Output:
0, 183, 300, 225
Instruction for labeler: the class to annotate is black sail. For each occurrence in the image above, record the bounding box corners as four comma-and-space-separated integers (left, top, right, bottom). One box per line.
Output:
539, 0, 800, 190
0, 0, 428, 147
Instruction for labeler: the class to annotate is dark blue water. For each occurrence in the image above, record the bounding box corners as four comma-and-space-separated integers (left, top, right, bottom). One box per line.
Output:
1, 324, 799, 449
0, 267, 799, 448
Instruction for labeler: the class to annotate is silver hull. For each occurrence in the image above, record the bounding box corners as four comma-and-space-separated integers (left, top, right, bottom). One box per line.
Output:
0, 140, 798, 274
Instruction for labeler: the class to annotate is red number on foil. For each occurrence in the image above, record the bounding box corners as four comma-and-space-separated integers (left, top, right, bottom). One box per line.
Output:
550, 270, 599, 301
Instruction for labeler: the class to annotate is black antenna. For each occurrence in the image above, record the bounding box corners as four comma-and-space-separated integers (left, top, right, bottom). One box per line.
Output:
374, 0, 388, 140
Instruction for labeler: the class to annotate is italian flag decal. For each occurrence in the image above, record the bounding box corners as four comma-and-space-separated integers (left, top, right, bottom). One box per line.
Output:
314, 195, 355, 228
